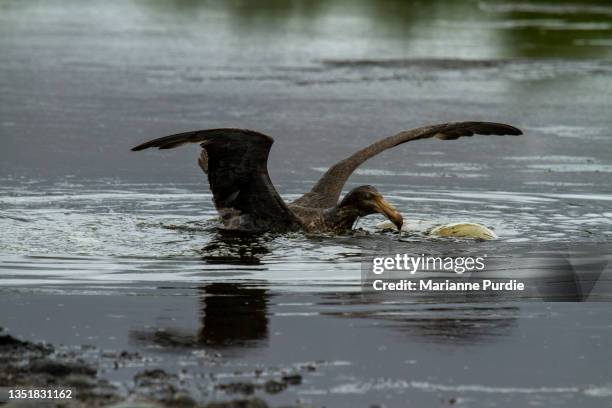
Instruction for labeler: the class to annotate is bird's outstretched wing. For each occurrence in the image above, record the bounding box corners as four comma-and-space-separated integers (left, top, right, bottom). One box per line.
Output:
132, 129, 302, 232
292, 122, 522, 209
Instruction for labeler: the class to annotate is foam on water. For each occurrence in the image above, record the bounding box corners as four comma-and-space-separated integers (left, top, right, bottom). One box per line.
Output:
529, 125, 609, 141
331, 379, 586, 394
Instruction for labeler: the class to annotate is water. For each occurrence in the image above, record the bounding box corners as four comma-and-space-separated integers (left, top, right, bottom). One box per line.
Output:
1, 0, 612, 406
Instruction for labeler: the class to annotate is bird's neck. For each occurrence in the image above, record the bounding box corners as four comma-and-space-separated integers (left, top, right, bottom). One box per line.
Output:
324, 205, 362, 232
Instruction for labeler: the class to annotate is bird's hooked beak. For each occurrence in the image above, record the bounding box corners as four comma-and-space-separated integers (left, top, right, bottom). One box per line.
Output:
372, 196, 403, 230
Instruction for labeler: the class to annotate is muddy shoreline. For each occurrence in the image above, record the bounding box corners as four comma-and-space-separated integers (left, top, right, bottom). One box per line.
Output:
1, 326, 304, 407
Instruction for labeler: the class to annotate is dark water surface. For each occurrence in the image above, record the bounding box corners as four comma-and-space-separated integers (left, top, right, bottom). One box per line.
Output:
1, 0, 612, 406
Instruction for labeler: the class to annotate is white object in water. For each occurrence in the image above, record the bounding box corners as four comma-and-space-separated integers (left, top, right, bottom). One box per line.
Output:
428, 222, 498, 240
376, 220, 498, 240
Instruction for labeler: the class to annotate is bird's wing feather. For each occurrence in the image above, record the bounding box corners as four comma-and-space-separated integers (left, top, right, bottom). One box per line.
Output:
292, 122, 522, 209
132, 129, 302, 232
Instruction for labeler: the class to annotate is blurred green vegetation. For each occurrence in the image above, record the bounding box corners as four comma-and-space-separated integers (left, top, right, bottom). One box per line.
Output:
3, 0, 611, 59
143, 0, 612, 58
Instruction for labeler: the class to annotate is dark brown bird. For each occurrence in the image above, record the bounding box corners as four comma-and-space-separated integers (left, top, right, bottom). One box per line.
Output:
131, 122, 522, 233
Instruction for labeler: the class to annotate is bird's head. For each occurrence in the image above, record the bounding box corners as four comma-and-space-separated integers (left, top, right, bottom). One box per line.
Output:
339, 185, 403, 230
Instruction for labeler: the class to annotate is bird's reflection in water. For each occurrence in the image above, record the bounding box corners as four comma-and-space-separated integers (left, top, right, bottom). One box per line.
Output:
322, 292, 520, 346
199, 232, 272, 348
197, 282, 269, 348
389, 306, 519, 346
130, 232, 272, 352
129, 282, 270, 352
201, 230, 272, 265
